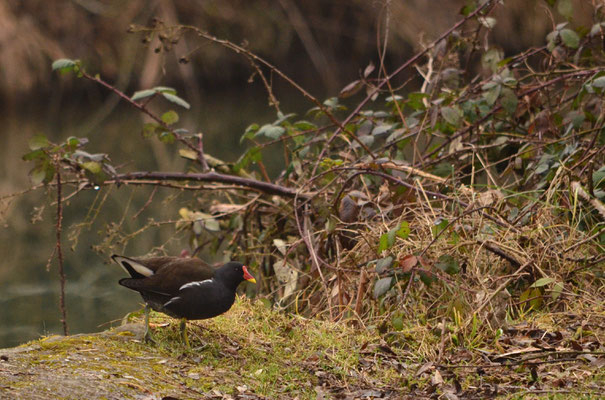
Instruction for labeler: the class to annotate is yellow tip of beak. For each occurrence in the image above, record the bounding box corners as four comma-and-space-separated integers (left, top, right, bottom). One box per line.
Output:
246, 277, 257, 284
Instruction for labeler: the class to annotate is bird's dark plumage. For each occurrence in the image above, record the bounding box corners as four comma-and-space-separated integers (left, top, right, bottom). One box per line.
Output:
112, 254, 256, 320
111, 254, 256, 346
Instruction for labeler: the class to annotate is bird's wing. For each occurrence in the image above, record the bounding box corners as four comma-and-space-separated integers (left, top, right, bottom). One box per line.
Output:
112, 255, 156, 278
163, 279, 218, 310
118, 277, 173, 297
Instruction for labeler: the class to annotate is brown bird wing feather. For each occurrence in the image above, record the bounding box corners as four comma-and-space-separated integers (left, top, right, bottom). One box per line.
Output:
118, 256, 216, 295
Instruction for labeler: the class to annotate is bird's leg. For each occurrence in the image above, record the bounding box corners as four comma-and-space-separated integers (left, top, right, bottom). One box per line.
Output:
179, 318, 190, 349
143, 304, 155, 343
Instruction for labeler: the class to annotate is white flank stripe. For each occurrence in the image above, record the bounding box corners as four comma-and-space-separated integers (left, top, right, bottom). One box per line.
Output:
179, 279, 213, 290
165, 296, 181, 307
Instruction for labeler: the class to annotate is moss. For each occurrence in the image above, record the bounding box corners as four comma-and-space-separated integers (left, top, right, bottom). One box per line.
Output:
1, 297, 602, 399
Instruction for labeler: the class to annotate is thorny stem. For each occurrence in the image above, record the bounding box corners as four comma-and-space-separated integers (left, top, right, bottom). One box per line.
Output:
314, 0, 498, 175
55, 166, 68, 336
107, 171, 311, 198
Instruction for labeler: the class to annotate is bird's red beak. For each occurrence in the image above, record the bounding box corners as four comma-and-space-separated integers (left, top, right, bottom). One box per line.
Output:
243, 265, 256, 284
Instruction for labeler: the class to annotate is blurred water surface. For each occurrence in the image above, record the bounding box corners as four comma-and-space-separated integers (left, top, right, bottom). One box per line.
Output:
0, 87, 280, 348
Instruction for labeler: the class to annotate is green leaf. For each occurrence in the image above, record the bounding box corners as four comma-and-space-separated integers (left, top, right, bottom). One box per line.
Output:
531, 277, 555, 288
529, 287, 543, 309
460, 4, 475, 16
158, 131, 175, 144
196, 212, 220, 232
131, 89, 157, 101
65, 136, 80, 151
373, 277, 393, 299
592, 76, 605, 88
432, 163, 454, 178
559, 28, 579, 48
441, 106, 461, 127
256, 124, 286, 139
419, 270, 435, 286
161, 110, 179, 125
551, 282, 564, 301
557, 0, 573, 19
153, 86, 177, 94
371, 124, 392, 137
29, 135, 50, 150
22, 149, 46, 161
378, 233, 389, 252
592, 166, 605, 188
179, 148, 198, 160
387, 227, 398, 248
161, 93, 190, 109
375, 256, 393, 274
51, 59, 76, 73
483, 84, 502, 105
396, 221, 410, 239
435, 254, 460, 275
30, 162, 55, 184
590, 23, 605, 37
274, 112, 296, 125
80, 161, 102, 174
392, 315, 404, 331
234, 146, 262, 172
481, 48, 503, 73
565, 110, 585, 128
192, 220, 203, 235
142, 123, 161, 138
407, 92, 429, 110
30, 165, 47, 185
323, 97, 339, 108
293, 120, 317, 131
500, 88, 518, 115
241, 123, 260, 143
432, 218, 449, 237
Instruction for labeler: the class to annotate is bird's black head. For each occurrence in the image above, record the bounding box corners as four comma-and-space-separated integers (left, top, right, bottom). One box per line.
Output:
215, 261, 256, 290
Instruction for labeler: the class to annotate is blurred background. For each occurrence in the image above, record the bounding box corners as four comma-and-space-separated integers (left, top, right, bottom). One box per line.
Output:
0, 0, 592, 347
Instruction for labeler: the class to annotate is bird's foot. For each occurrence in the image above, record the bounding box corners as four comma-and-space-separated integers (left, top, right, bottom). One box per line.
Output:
143, 329, 156, 344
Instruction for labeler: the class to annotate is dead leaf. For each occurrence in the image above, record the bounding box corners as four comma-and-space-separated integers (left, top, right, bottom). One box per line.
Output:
339, 80, 363, 98
400, 255, 418, 273
431, 369, 444, 385
363, 62, 375, 78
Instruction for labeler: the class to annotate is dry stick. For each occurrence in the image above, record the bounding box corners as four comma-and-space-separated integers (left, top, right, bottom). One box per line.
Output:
132, 185, 158, 220
55, 168, 68, 336
571, 181, 605, 220
314, 0, 498, 175
437, 357, 587, 370
436, 316, 447, 364
478, 240, 522, 267
562, 224, 605, 254
353, 169, 515, 231
419, 68, 603, 166
462, 261, 532, 331
79, 71, 203, 161
354, 268, 369, 318
301, 205, 333, 320
104, 171, 311, 199
180, 26, 377, 161
196, 133, 209, 172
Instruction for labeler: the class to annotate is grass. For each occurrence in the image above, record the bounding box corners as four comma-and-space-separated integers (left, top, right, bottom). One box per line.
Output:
1, 293, 603, 399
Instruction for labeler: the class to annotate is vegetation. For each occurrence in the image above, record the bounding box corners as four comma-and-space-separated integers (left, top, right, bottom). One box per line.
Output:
11, 0, 605, 397
1, 299, 603, 399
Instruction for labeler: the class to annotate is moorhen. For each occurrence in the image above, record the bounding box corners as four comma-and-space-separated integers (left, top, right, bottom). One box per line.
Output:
111, 254, 256, 347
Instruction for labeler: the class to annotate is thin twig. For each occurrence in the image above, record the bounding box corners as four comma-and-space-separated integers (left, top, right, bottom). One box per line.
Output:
55, 166, 68, 336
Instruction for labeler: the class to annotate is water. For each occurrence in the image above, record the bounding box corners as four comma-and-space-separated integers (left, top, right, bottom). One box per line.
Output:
0, 86, 282, 348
